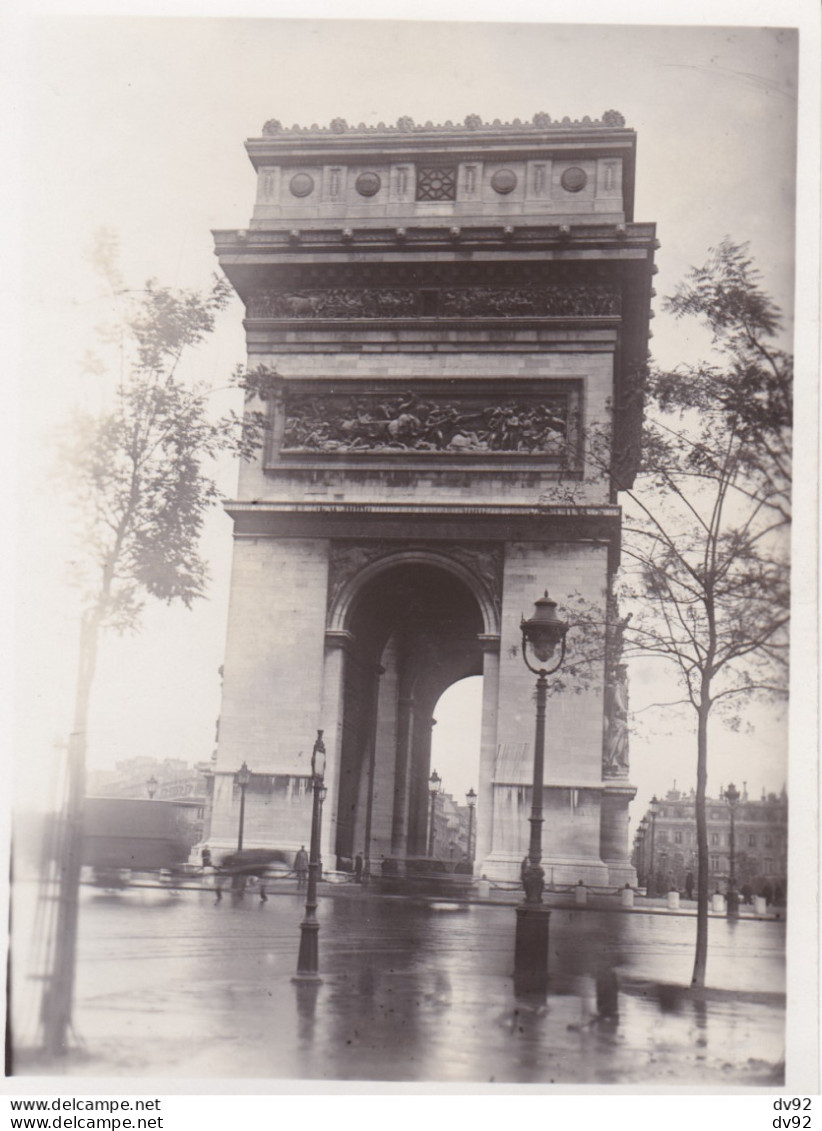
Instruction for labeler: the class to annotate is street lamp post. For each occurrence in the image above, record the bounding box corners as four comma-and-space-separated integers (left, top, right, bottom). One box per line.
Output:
647, 797, 660, 896
427, 770, 441, 858
146, 775, 158, 799
235, 761, 252, 851
466, 787, 477, 865
725, 782, 741, 916
295, 731, 327, 982
634, 817, 647, 884
515, 591, 569, 992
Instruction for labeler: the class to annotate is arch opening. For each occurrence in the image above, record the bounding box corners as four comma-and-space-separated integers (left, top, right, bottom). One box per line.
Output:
333, 562, 485, 874
429, 676, 483, 864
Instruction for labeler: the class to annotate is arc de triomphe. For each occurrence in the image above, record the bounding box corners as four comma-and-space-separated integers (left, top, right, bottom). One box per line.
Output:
206, 111, 656, 886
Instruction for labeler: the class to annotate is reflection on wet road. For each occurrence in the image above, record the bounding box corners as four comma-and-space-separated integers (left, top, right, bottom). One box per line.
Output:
13, 885, 785, 1083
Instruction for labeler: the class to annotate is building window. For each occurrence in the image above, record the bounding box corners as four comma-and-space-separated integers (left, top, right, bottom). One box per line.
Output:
710, 856, 719, 870
764, 857, 773, 872
710, 833, 719, 845
416, 166, 457, 201
764, 835, 773, 847
674, 831, 682, 844
748, 834, 757, 847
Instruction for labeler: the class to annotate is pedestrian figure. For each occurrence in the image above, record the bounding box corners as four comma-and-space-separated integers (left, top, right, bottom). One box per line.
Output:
354, 853, 364, 883
685, 871, 694, 900
201, 846, 212, 869
259, 880, 267, 902
294, 845, 309, 891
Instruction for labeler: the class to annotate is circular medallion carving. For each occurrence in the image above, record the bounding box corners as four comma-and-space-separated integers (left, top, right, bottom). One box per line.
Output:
491, 169, 518, 195
355, 172, 381, 197
560, 166, 588, 193
289, 173, 315, 198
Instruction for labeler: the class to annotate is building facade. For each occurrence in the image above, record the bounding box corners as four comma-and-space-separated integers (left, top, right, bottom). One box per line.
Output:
632, 785, 788, 901
208, 111, 656, 884
87, 756, 210, 805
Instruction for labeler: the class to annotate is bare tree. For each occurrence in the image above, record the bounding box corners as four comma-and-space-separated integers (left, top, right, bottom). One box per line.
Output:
43, 233, 274, 1055
561, 241, 791, 989
615, 241, 791, 988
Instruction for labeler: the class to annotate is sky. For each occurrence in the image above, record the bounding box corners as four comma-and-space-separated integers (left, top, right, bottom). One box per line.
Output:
5, 11, 817, 835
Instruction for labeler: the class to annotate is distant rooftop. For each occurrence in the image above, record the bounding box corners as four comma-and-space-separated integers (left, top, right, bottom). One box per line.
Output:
258, 110, 627, 137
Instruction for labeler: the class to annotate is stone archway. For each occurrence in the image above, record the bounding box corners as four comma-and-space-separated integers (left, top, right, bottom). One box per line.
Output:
332, 561, 486, 874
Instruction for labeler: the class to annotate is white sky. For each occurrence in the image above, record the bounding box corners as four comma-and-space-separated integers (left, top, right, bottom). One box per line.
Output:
5, 11, 817, 831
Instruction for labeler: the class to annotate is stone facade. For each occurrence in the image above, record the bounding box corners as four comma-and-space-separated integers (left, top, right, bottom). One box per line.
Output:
210, 113, 656, 885
633, 786, 788, 900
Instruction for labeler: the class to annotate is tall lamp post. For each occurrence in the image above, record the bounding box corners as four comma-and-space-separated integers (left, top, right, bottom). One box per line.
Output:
634, 816, 647, 884
466, 788, 477, 865
146, 775, 158, 800
295, 731, 327, 982
235, 761, 252, 851
724, 782, 740, 916
647, 796, 660, 895
427, 770, 441, 857
515, 591, 569, 992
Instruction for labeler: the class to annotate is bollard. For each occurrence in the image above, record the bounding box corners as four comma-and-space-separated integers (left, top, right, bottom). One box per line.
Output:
667, 890, 680, 910
620, 886, 634, 909
478, 877, 491, 899
754, 895, 767, 915
711, 892, 726, 914
575, 881, 587, 905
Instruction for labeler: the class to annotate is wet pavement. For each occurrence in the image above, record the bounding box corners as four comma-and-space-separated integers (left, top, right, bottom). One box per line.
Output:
11, 882, 786, 1085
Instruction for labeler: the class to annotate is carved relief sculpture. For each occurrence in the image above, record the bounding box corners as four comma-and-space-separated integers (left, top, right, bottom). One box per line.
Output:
437, 285, 619, 318
280, 389, 575, 456
603, 663, 630, 776
247, 284, 620, 320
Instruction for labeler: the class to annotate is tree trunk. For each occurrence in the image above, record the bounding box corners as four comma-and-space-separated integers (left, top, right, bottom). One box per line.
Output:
690, 697, 710, 989
42, 609, 101, 1055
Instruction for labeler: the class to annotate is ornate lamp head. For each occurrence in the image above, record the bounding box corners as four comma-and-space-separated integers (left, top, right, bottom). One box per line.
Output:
236, 762, 252, 789
429, 769, 441, 797
466, 787, 477, 809
520, 591, 569, 666
725, 782, 741, 809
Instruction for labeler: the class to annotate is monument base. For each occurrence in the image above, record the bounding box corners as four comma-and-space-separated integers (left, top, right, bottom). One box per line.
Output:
514, 903, 551, 997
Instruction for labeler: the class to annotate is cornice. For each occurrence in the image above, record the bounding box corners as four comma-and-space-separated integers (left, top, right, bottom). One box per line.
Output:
214, 222, 656, 259
225, 500, 620, 519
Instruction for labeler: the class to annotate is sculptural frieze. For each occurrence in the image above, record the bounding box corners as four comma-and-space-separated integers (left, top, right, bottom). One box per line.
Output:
248, 288, 417, 319
247, 284, 619, 320
281, 390, 574, 455
438, 285, 620, 318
